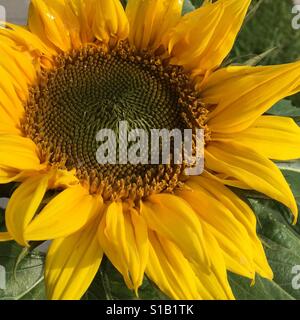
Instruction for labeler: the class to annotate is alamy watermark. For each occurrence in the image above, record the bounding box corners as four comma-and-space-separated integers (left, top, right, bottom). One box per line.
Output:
292, 265, 300, 290
292, 4, 300, 29
0, 265, 5, 290
0, 5, 6, 28
95, 121, 204, 176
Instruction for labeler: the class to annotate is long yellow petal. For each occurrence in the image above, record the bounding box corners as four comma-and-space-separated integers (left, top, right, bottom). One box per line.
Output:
45, 218, 103, 300
141, 194, 210, 273
183, 174, 273, 280
164, 0, 250, 74
205, 141, 298, 221
0, 68, 24, 115
0, 44, 36, 101
93, 0, 129, 44
146, 230, 233, 300
25, 185, 102, 241
195, 223, 234, 300
65, 0, 95, 43
0, 232, 13, 241
177, 181, 255, 279
0, 135, 41, 173
202, 62, 300, 133
0, 168, 32, 184
213, 116, 300, 161
126, 0, 183, 50
6, 174, 50, 246
0, 42, 36, 86
29, 0, 78, 52
98, 203, 148, 292
0, 24, 55, 67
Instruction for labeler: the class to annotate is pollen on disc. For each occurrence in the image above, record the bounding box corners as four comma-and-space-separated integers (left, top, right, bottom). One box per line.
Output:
22, 42, 209, 201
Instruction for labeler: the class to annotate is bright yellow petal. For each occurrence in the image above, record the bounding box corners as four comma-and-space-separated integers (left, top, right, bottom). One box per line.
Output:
141, 193, 210, 273
25, 185, 102, 241
0, 168, 32, 184
0, 45, 35, 101
29, 0, 78, 52
0, 105, 21, 131
164, 0, 250, 75
50, 169, 79, 188
202, 62, 300, 133
6, 173, 50, 246
177, 181, 255, 279
184, 174, 273, 280
205, 141, 298, 221
0, 232, 13, 241
0, 135, 41, 173
0, 42, 36, 86
98, 202, 148, 292
45, 218, 103, 300
0, 68, 24, 116
213, 116, 300, 161
93, 0, 129, 44
0, 116, 22, 135
65, 0, 95, 43
126, 0, 183, 50
0, 24, 55, 67
146, 230, 233, 300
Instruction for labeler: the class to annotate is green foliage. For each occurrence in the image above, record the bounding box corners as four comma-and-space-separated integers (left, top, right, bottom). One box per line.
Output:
267, 100, 300, 118
233, 0, 300, 106
0, 242, 46, 300
85, 259, 168, 300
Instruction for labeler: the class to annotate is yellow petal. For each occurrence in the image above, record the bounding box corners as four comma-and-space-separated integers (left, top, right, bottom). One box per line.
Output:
93, 0, 129, 44
25, 185, 102, 241
50, 169, 79, 188
164, 0, 250, 74
0, 135, 41, 173
126, 0, 183, 50
6, 174, 50, 246
185, 174, 273, 280
0, 104, 20, 130
0, 232, 13, 241
0, 121, 21, 135
0, 168, 31, 184
0, 42, 36, 86
0, 45, 35, 101
0, 23, 55, 66
205, 141, 298, 221
202, 62, 300, 133
29, 0, 75, 52
45, 218, 103, 300
0, 67, 24, 116
177, 181, 255, 279
141, 194, 210, 273
64, 0, 95, 43
98, 202, 148, 292
146, 230, 233, 300
213, 116, 300, 161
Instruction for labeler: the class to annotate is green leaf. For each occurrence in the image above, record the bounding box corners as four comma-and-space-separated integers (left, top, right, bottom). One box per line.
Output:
277, 161, 300, 199
85, 258, 169, 300
0, 242, 46, 300
231, 198, 300, 300
190, 0, 203, 8
183, 0, 195, 14
229, 273, 294, 300
267, 100, 300, 117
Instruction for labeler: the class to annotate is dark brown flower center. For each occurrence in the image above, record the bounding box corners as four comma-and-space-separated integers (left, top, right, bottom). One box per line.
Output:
22, 42, 208, 201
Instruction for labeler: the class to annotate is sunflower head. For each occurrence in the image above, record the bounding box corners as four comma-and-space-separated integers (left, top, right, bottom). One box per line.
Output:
0, 0, 300, 301
22, 41, 208, 201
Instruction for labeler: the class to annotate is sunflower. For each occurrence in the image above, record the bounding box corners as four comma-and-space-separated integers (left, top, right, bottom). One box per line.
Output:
0, 0, 300, 300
